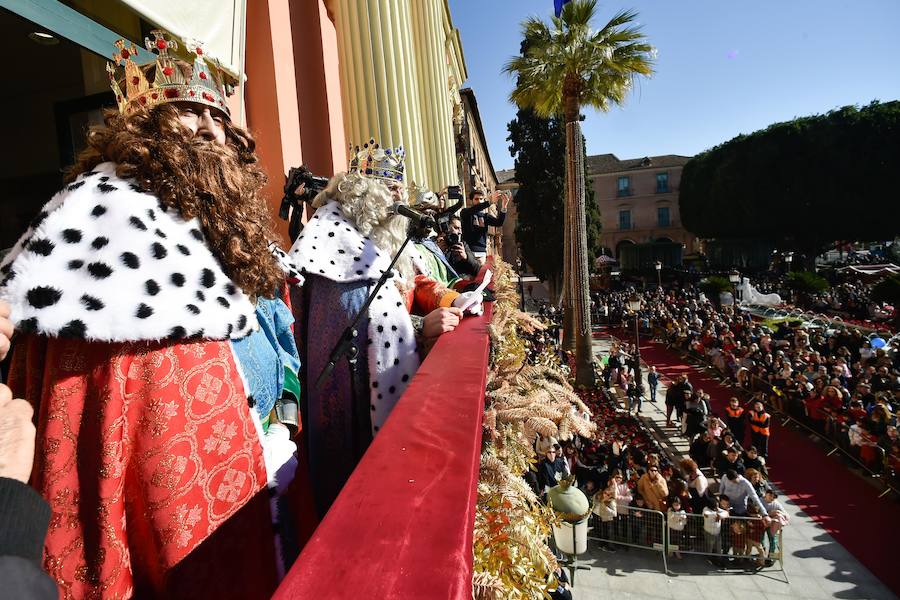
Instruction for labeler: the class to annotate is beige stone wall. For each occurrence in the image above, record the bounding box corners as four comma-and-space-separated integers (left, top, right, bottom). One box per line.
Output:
591, 166, 699, 258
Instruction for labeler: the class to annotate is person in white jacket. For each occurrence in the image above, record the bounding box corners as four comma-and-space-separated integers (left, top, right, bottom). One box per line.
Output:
667, 497, 688, 558
610, 469, 633, 547
702, 495, 730, 565
592, 478, 619, 552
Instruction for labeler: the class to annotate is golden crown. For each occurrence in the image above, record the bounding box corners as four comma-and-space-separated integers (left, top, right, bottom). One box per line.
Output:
348, 139, 406, 182
107, 30, 233, 118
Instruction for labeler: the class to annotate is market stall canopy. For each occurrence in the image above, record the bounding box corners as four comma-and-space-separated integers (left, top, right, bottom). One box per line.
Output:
119, 0, 245, 80
836, 264, 900, 278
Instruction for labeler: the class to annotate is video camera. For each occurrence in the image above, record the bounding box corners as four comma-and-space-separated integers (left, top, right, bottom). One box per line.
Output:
280, 165, 330, 242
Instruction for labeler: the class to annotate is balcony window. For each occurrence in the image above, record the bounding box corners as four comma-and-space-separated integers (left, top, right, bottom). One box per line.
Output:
619, 209, 632, 230
657, 206, 670, 227
656, 172, 669, 193
617, 176, 631, 197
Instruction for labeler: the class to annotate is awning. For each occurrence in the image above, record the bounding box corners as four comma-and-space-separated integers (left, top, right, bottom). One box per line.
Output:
836, 264, 900, 277
118, 0, 245, 80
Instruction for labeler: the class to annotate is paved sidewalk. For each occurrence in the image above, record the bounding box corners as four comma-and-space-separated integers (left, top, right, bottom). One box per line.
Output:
562, 330, 898, 600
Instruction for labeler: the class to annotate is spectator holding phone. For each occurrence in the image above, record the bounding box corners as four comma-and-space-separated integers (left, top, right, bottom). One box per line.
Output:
460, 189, 508, 261
440, 215, 480, 277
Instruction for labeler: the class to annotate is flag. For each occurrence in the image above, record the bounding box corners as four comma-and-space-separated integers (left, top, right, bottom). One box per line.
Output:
554, 0, 572, 17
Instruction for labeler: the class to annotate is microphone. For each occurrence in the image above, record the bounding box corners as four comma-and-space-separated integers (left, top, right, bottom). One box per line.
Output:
392, 203, 437, 230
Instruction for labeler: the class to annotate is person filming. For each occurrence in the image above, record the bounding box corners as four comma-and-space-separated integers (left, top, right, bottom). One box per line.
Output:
460, 189, 509, 262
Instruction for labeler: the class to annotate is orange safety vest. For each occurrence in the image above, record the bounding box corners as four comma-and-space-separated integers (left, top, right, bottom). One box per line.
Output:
749, 410, 770, 436
725, 406, 744, 419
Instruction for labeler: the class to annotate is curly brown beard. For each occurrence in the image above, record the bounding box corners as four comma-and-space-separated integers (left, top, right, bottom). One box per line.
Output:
66, 104, 282, 299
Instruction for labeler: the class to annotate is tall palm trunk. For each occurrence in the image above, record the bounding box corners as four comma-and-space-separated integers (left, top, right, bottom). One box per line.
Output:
563, 92, 595, 387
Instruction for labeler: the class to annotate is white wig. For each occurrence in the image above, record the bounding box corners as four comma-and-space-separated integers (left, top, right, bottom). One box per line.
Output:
313, 172, 414, 280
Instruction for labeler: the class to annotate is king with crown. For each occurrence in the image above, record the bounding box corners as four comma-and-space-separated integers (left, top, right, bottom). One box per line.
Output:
0, 32, 314, 599
288, 143, 483, 516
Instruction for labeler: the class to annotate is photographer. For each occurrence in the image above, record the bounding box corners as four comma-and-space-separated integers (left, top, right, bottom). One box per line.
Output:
460, 189, 509, 261
440, 216, 481, 278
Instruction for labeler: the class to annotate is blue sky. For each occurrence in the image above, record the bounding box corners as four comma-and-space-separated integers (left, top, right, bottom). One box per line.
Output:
449, 0, 900, 171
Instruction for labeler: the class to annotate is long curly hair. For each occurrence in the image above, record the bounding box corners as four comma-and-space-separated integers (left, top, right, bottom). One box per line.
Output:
312, 172, 415, 280
66, 103, 282, 299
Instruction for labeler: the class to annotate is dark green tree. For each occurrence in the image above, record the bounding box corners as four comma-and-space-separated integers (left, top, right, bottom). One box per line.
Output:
680, 101, 900, 265
507, 108, 601, 303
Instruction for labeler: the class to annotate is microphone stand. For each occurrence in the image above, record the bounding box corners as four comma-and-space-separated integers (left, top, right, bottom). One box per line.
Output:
315, 226, 420, 456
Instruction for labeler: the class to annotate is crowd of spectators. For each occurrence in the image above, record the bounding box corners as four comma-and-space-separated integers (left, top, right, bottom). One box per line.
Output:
594, 284, 900, 485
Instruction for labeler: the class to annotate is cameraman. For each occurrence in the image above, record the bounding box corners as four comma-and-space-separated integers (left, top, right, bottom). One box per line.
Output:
460, 189, 508, 261
440, 216, 481, 278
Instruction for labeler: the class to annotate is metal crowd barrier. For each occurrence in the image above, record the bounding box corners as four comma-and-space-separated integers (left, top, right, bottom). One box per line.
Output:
669, 513, 787, 582
587, 505, 788, 580
587, 505, 668, 573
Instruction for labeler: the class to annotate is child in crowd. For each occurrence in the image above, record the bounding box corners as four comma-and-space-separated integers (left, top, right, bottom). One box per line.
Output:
745, 504, 769, 567
629, 494, 648, 547
592, 480, 618, 552
702, 495, 730, 567
763, 489, 789, 559
667, 496, 688, 558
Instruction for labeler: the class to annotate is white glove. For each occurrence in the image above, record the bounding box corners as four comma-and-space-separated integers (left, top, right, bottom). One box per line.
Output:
453, 291, 484, 315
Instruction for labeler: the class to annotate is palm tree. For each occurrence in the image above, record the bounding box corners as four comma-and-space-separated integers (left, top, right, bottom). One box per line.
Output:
504, 0, 654, 387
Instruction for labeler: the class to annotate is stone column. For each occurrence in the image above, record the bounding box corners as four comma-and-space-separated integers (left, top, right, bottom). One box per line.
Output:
332, 0, 428, 187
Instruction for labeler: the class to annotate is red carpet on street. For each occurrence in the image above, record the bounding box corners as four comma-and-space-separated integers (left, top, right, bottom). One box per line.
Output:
601, 327, 900, 595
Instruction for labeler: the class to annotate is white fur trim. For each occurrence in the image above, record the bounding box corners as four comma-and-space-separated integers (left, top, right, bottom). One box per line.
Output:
289, 201, 420, 433
0, 162, 259, 342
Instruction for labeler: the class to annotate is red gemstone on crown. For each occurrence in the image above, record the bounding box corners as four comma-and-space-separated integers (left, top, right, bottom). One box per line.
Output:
131, 76, 140, 85
163, 66, 174, 77
156, 39, 167, 50
151, 93, 158, 99
139, 96, 147, 105
121, 48, 130, 59
199, 71, 208, 80
189, 90, 195, 96
196, 47, 203, 55
164, 88, 179, 98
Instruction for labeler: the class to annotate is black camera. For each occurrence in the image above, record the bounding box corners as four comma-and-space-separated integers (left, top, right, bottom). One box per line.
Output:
280, 165, 330, 242
447, 233, 461, 245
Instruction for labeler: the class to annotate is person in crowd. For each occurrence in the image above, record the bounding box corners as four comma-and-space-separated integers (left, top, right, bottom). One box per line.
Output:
747, 400, 772, 458
680, 458, 708, 513
666, 496, 688, 558
1, 33, 312, 598
459, 189, 509, 262
289, 152, 483, 515
637, 465, 669, 512
538, 444, 570, 495
763, 489, 789, 560
664, 374, 684, 428
441, 215, 481, 278
742, 446, 769, 479
715, 447, 746, 478
702, 495, 730, 566
0, 383, 57, 600
745, 503, 769, 567
548, 565, 573, 600
647, 365, 660, 403
609, 468, 633, 545
719, 470, 768, 517
689, 432, 714, 469
744, 468, 769, 498
628, 494, 648, 546
592, 477, 618, 552
725, 396, 746, 444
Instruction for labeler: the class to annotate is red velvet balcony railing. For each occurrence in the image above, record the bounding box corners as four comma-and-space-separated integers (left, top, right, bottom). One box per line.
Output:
273, 303, 493, 599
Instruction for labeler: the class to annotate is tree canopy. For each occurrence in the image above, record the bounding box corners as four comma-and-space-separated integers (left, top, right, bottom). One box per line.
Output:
679, 101, 900, 255
507, 108, 601, 299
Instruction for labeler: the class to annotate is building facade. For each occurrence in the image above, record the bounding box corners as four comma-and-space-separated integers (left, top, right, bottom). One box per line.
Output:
588, 153, 698, 269
0, 0, 495, 252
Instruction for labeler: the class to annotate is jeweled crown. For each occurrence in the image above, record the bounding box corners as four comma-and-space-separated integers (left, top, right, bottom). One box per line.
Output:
107, 30, 233, 118
348, 139, 406, 182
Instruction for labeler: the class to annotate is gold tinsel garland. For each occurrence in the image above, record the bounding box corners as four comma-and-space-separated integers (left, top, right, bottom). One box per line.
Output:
473, 259, 597, 600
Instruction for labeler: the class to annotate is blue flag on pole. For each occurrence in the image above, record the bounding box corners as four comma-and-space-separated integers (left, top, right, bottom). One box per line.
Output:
554, 0, 572, 17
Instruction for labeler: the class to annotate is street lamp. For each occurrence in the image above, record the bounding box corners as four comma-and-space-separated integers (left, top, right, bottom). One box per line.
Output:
728, 269, 740, 306
785, 252, 793, 271
626, 292, 644, 411
655, 261, 662, 288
